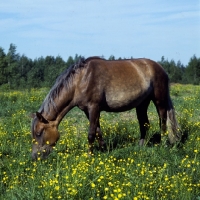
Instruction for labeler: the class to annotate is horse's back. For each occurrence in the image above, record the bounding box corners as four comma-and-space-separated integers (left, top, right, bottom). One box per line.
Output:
87, 58, 168, 91
87, 58, 166, 78
78, 58, 169, 111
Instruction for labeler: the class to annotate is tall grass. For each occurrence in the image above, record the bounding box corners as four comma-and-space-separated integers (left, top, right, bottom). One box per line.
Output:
0, 84, 200, 199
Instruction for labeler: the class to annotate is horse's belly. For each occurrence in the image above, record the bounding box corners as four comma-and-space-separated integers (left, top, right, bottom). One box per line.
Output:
105, 86, 150, 111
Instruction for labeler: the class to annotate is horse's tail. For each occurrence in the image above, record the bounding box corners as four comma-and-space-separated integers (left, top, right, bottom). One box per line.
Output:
167, 96, 181, 144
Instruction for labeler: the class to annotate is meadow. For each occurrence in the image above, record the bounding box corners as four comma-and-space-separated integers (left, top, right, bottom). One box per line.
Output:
0, 84, 200, 200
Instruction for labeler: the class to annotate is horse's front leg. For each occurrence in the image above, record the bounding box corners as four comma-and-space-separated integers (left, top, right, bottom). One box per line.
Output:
84, 108, 106, 153
87, 105, 100, 154
96, 123, 106, 151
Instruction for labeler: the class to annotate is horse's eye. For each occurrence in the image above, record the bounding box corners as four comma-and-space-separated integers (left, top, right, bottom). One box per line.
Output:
36, 130, 43, 136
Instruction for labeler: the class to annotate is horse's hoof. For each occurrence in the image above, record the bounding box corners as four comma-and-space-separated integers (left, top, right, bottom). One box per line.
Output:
139, 139, 145, 146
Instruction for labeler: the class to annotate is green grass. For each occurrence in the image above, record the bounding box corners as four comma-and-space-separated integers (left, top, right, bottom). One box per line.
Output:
0, 84, 200, 200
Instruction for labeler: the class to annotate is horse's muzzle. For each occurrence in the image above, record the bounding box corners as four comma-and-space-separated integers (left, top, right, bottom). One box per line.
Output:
31, 144, 53, 160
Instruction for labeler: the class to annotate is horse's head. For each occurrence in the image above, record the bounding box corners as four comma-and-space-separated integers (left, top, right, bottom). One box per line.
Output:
31, 112, 60, 160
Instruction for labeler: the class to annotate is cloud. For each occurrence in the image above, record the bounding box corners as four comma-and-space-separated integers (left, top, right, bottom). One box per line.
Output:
0, 0, 199, 64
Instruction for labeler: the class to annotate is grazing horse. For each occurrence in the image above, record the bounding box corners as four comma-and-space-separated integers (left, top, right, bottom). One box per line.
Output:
31, 57, 180, 160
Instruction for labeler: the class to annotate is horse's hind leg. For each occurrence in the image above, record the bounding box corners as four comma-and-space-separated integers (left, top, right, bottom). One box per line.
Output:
153, 99, 168, 140
136, 98, 151, 145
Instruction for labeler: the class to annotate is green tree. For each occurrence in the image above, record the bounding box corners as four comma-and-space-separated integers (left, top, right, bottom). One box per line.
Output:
158, 57, 185, 83
66, 56, 74, 67
5, 44, 20, 87
0, 47, 7, 85
17, 55, 33, 88
43, 56, 65, 87
158, 56, 171, 75
108, 55, 115, 60
176, 60, 185, 83
185, 55, 200, 84
73, 54, 82, 63
27, 57, 45, 88
55, 56, 66, 74
169, 60, 183, 83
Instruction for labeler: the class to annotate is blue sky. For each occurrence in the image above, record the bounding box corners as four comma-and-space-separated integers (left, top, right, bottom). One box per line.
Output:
0, 0, 199, 65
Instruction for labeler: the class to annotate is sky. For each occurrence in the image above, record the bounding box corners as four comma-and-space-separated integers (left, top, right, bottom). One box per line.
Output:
0, 0, 200, 65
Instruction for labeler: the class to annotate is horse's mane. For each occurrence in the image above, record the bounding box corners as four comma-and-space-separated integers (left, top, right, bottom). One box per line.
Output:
39, 56, 104, 114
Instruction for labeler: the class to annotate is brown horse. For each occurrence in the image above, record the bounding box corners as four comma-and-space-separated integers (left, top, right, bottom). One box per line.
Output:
31, 57, 181, 160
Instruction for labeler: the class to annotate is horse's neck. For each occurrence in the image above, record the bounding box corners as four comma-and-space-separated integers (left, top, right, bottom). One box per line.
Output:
52, 84, 76, 125
56, 99, 74, 125
42, 67, 85, 125
39, 100, 59, 122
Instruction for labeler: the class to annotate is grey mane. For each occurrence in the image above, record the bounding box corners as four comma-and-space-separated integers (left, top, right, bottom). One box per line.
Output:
39, 56, 103, 114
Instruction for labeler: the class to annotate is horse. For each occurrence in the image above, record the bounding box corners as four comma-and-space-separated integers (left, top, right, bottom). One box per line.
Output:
31, 56, 181, 160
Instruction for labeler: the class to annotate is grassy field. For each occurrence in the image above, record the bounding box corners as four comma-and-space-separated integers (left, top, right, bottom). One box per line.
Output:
0, 84, 200, 200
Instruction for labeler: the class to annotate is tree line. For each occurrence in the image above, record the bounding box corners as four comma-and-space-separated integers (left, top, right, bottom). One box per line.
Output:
0, 43, 200, 90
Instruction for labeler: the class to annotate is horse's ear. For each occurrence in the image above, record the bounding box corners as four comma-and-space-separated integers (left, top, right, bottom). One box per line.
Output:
36, 112, 49, 124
